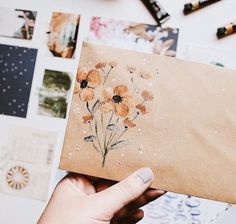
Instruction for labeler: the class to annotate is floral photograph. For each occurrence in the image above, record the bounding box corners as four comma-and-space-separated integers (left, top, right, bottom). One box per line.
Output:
74, 61, 154, 167
88, 16, 179, 57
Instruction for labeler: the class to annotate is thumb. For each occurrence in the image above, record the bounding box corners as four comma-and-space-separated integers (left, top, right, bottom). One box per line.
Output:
93, 168, 154, 216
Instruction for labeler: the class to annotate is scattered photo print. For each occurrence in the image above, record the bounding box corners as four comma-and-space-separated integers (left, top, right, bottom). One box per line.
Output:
0, 125, 57, 200
38, 69, 72, 118
0, 8, 37, 40
0, 44, 37, 118
183, 44, 236, 70
88, 17, 179, 57
46, 12, 80, 59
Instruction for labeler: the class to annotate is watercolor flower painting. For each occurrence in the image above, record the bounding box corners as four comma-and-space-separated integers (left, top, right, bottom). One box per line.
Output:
88, 17, 179, 57
74, 61, 154, 167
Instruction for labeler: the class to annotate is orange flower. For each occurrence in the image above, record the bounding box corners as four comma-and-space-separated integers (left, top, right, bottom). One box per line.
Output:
95, 62, 106, 69
124, 118, 136, 128
82, 114, 93, 123
137, 71, 151, 79
136, 104, 147, 115
75, 68, 101, 102
100, 85, 134, 117
141, 90, 154, 101
108, 61, 117, 68
126, 65, 136, 74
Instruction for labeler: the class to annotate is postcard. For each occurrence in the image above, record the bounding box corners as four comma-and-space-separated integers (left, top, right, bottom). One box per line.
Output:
139, 43, 235, 224
0, 125, 57, 200
60, 42, 236, 204
0, 44, 37, 118
0, 8, 37, 40
87, 16, 179, 57
38, 69, 72, 118
46, 12, 80, 58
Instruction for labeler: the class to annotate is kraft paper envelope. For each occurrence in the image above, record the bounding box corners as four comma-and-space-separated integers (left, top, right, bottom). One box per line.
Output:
60, 42, 236, 204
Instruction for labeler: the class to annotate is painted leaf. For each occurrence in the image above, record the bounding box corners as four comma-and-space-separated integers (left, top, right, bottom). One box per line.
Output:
92, 100, 101, 113
110, 140, 129, 150
84, 135, 96, 142
107, 124, 120, 132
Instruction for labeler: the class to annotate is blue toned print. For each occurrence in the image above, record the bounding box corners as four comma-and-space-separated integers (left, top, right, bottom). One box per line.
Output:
0, 44, 37, 118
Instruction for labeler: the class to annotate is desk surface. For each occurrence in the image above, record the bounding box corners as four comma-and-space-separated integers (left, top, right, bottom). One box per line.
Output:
0, 0, 235, 223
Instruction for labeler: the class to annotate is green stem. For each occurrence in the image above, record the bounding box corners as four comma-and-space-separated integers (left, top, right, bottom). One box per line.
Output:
140, 99, 146, 106
102, 151, 108, 167
92, 142, 99, 152
108, 128, 128, 150
101, 112, 104, 129
103, 111, 115, 152
106, 132, 117, 149
116, 117, 119, 124
94, 117, 102, 152
86, 102, 102, 152
132, 112, 139, 121
103, 66, 113, 85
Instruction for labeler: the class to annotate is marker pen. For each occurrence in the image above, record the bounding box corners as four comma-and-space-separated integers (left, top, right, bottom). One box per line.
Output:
141, 0, 170, 24
217, 21, 236, 38
183, 0, 222, 15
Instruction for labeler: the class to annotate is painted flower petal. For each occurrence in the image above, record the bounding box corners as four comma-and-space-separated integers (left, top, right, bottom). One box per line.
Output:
124, 118, 136, 128
82, 114, 93, 123
79, 88, 94, 102
108, 61, 117, 68
100, 100, 114, 113
102, 87, 113, 100
141, 90, 154, 101
138, 71, 151, 79
136, 104, 148, 114
126, 65, 136, 73
114, 85, 128, 97
122, 95, 134, 111
76, 67, 87, 81
87, 70, 101, 88
95, 62, 106, 69
73, 82, 81, 94
115, 103, 129, 117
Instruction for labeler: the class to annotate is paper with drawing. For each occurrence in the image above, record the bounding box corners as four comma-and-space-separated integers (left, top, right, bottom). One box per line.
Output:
0, 125, 57, 200
60, 42, 236, 204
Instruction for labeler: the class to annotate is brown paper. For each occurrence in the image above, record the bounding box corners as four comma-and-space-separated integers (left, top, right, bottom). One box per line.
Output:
60, 42, 236, 204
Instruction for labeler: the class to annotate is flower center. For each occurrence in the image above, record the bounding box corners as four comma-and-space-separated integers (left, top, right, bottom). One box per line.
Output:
80, 80, 88, 89
112, 95, 123, 104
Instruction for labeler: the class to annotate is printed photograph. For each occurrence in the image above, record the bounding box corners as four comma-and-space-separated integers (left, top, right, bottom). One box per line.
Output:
88, 16, 179, 57
46, 12, 80, 59
0, 8, 37, 40
38, 69, 72, 118
0, 125, 57, 200
184, 44, 236, 70
0, 44, 38, 118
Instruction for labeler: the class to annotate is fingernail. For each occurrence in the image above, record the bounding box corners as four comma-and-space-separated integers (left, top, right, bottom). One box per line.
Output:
156, 189, 166, 195
137, 168, 154, 184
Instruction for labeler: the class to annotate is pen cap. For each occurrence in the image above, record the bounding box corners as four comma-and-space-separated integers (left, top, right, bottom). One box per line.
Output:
217, 27, 226, 38
183, 3, 193, 14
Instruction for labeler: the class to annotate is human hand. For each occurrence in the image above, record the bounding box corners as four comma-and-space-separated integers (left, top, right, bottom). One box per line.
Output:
38, 168, 165, 224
